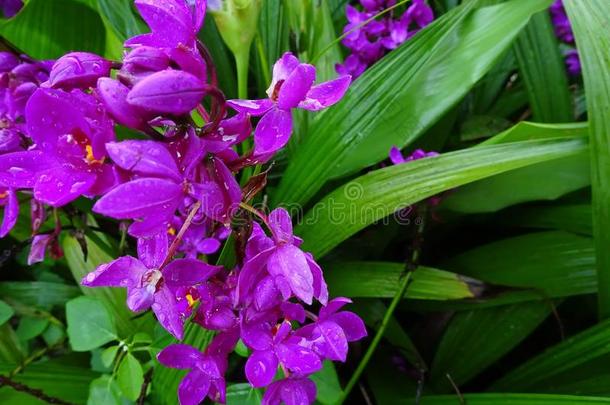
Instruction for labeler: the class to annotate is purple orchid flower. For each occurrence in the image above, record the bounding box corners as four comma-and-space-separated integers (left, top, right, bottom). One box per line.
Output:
93, 139, 235, 237
243, 319, 322, 388
82, 234, 222, 339
262, 377, 317, 405
157, 343, 227, 405
549, 0, 581, 76
227, 52, 351, 163
296, 297, 367, 362
0, 88, 115, 207
237, 208, 328, 307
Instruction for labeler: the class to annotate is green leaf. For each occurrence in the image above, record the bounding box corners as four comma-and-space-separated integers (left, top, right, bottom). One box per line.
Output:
441, 151, 590, 213
500, 204, 592, 236
310, 361, 343, 405
0, 324, 24, 363
513, 11, 573, 122
492, 318, 610, 391
297, 138, 586, 258
16, 317, 49, 341
62, 231, 136, 337
226, 383, 262, 405
117, 352, 144, 401
0, 0, 106, 59
87, 374, 122, 405
0, 282, 80, 309
66, 296, 117, 351
274, 0, 553, 208
96, 0, 144, 41
0, 300, 14, 326
444, 231, 595, 298
324, 262, 477, 300
430, 301, 552, 391
0, 360, 100, 404
564, 0, 610, 319
258, 0, 289, 76
480, 121, 588, 145
100, 345, 119, 368
420, 394, 610, 404
42, 323, 65, 347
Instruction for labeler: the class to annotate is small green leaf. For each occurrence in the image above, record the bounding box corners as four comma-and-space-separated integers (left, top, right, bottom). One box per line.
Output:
131, 332, 152, 345
16, 317, 50, 341
87, 375, 121, 405
0, 300, 14, 326
234, 339, 249, 357
0, 282, 80, 309
66, 296, 117, 352
226, 383, 262, 405
310, 361, 343, 405
101, 345, 119, 368
117, 353, 144, 401
42, 323, 65, 347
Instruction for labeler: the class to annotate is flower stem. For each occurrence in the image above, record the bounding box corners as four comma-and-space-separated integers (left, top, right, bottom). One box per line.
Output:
235, 50, 249, 100
336, 205, 427, 404
160, 200, 202, 269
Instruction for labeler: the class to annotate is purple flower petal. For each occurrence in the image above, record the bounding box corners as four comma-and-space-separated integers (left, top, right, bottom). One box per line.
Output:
0, 52, 19, 72
254, 276, 281, 311
226, 98, 273, 116
96, 78, 147, 129
245, 349, 278, 388
137, 232, 168, 269
200, 156, 241, 223
178, 368, 211, 405
267, 52, 300, 97
27, 234, 52, 265
306, 254, 328, 306
241, 321, 273, 351
277, 64, 316, 110
329, 311, 367, 342
252, 108, 292, 157
169, 47, 207, 81
126, 285, 156, 312
389, 146, 405, 165
298, 75, 351, 111
268, 208, 293, 244
152, 285, 184, 340
48, 52, 111, 90
281, 302, 306, 323
276, 342, 322, 375
320, 297, 352, 319
190, 0, 206, 33
127, 70, 206, 115
268, 244, 314, 305
105, 140, 181, 181
134, 0, 194, 48
93, 177, 182, 220
0, 150, 43, 188
33, 166, 96, 207
0, 188, 18, 237
163, 258, 222, 287
122, 46, 170, 73
157, 343, 205, 369
316, 321, 348, 361
81, 256, 147, 288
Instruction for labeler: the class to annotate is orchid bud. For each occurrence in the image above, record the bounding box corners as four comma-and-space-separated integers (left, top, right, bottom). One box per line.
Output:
97, 78, 147, 130
48, 52, 112, 90
126, 69, 206, 115
30, 199, 46, 235
208, 0, 262, 58
123, 46, 170, 74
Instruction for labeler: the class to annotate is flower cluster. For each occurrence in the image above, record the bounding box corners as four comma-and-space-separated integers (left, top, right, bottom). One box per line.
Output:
337, 0, 434, 78
549, 0, 580, 76
0, 0, 365, 404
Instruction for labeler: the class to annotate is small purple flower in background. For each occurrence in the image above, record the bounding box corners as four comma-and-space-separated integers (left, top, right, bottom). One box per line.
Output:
337, 0, 434, 78
549, 0, 581, 76
0, 0, 22, 18
389, 146, 438, 165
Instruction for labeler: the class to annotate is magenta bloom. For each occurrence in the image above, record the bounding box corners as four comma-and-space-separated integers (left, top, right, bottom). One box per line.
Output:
262, 377, 317, 405
297, 297, 367, 362
48, 52, 112, 90
157, 344, 227, 404
389, 146, 438, 165
228, 52, 350, 162
243, 320, 322, 388
237, 208, 328, 307
82, 235, 221, 339
0, 88, 115, 206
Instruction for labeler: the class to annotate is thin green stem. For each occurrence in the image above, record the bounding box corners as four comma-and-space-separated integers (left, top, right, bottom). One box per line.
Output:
235, 50, 250, 100
310, 0, 411, 64
256, 33, 271, 84
336, 205, 427, 404
336, 271, 412, 404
